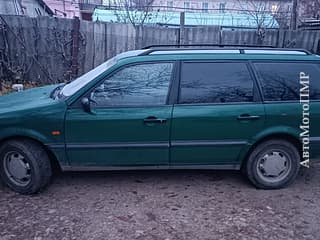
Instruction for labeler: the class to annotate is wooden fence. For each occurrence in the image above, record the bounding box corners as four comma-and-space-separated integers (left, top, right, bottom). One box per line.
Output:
0, 15, 320, 84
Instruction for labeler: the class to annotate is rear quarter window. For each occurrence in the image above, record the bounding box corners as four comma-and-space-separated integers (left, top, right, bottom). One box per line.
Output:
253, 62, 320, 101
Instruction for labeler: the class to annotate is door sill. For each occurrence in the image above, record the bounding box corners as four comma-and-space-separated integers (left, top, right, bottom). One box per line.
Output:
61, 164, 240, 172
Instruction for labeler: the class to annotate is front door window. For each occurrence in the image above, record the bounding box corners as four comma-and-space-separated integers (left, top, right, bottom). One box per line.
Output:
91, 63, 173, 107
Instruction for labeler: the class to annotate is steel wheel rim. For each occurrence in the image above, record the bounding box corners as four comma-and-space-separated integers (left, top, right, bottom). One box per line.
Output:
3, 151, 32, 187
256, 150, 292, 184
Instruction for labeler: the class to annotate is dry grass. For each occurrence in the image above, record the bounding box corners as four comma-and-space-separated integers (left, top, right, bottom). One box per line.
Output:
0, 82, 13, 96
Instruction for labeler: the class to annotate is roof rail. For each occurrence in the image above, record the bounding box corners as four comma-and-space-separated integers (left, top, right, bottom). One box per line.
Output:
142, 44, 276, 49
139, 44, 312, 56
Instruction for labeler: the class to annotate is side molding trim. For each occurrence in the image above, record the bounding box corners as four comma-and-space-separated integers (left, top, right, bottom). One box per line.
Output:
171, 140, 247, 147
46, 140, 248, 150
310, 137, 320, 142
46, 142, 169, 149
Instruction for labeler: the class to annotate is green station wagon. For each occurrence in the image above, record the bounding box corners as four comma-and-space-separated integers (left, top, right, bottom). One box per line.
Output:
0, 45, 319, 194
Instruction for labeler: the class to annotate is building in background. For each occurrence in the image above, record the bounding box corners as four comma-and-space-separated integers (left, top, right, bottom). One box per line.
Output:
1, 0, 301, 29
43, 0, 80, 18
299, 0, 320, 19
0, 0, 53, 17
93, 8, 279, 30
99, 0, 292, 27
78, 0, 102, 20
101, 0, 292, 15
154, 0, 288, 13
298, 0, 320, 29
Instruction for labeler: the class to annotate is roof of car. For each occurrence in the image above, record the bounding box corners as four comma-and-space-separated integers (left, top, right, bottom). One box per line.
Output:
116, 47, 320, 63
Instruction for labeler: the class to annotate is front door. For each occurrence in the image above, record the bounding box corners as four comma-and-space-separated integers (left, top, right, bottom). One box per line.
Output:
171, 61, 265, 167
65, 62, 175, 167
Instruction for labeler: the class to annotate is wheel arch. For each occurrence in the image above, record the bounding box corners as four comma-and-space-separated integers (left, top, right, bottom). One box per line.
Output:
240, 132, 302, 169
0, 135, 62, 173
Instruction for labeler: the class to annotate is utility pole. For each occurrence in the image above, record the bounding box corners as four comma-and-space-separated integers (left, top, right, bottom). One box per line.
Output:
179, 12, 185, 45
62, 0, 66, 13
291, 0, 298, 30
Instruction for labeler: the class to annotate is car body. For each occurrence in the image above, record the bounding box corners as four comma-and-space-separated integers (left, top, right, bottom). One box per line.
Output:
0, 46, 319, 194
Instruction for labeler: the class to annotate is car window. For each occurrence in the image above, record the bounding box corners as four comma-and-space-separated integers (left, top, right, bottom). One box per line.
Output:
60, 50, 147, 98
254, 62, 320, 101
91, 62, 173, 106
60, 57, 117, 97
179, 62, 254, 104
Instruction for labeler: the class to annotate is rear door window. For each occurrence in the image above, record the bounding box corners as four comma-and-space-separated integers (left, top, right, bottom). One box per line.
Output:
253, 62, 320, 101
179, 62, 255, 104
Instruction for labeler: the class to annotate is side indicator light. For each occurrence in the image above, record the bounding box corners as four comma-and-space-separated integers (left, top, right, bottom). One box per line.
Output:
51, 131, 61, 136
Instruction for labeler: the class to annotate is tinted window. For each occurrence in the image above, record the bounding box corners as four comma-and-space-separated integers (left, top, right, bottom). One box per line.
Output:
179, 62, 254, 104
91, 63, 173, 106
254, 62, 320, 101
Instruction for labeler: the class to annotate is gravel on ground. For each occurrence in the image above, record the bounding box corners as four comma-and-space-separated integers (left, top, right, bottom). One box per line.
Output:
1, 163, 319, 240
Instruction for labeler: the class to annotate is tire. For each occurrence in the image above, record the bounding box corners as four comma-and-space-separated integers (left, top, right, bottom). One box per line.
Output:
246, 139, 300, 189
0, 139, 52, 194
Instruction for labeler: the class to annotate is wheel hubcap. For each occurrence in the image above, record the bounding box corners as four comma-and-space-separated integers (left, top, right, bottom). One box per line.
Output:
257, 151, 291, 183
3, 151, 31, 187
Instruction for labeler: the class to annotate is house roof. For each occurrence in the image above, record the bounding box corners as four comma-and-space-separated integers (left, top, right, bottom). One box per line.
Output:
0, 0, 54, 16
0, 0, 23, 15
34, 0, 54, 15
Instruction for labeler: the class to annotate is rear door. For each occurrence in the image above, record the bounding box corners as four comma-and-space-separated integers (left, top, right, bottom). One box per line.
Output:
253, 61, 320, 159
170, 61, 265, 167
65, 62, 175, 167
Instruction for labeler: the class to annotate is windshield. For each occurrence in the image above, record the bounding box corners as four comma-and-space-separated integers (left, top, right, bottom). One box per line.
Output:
60, 57, 117, 97
59, 50, 146, 98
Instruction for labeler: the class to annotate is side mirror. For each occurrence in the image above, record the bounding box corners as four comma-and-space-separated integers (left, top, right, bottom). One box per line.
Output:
81, 97, 92, 113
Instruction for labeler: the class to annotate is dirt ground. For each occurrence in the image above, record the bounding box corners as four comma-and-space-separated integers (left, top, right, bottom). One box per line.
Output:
0, 163, 319, 240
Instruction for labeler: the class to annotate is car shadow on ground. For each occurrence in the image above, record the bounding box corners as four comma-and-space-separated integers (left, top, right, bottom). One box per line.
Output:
0, 165, 317, 194
52, 169, 249, 186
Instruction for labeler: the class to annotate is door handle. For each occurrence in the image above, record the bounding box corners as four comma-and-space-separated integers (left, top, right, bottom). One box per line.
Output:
237, 114, 261, 121
144, 117, 167, 124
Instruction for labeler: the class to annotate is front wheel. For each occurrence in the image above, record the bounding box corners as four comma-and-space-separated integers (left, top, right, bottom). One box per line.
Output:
0, 139, 52, 194
246, 140, 300, 189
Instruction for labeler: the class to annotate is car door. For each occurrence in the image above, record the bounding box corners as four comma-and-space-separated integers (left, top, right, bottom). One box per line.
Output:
65, 62, 175, 167
253, 61, 320, 160
170, 61, 266, 167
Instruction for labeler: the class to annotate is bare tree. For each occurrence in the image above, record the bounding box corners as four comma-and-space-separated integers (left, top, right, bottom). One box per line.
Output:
299, 0, 320, 19
237, 0, 287, 44
111, 0, 156, 28
273, 4, 291, 29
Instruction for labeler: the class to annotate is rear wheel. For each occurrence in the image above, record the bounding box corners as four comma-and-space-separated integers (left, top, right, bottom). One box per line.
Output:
0, 139, 52, 194
246, 139, 300, 189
